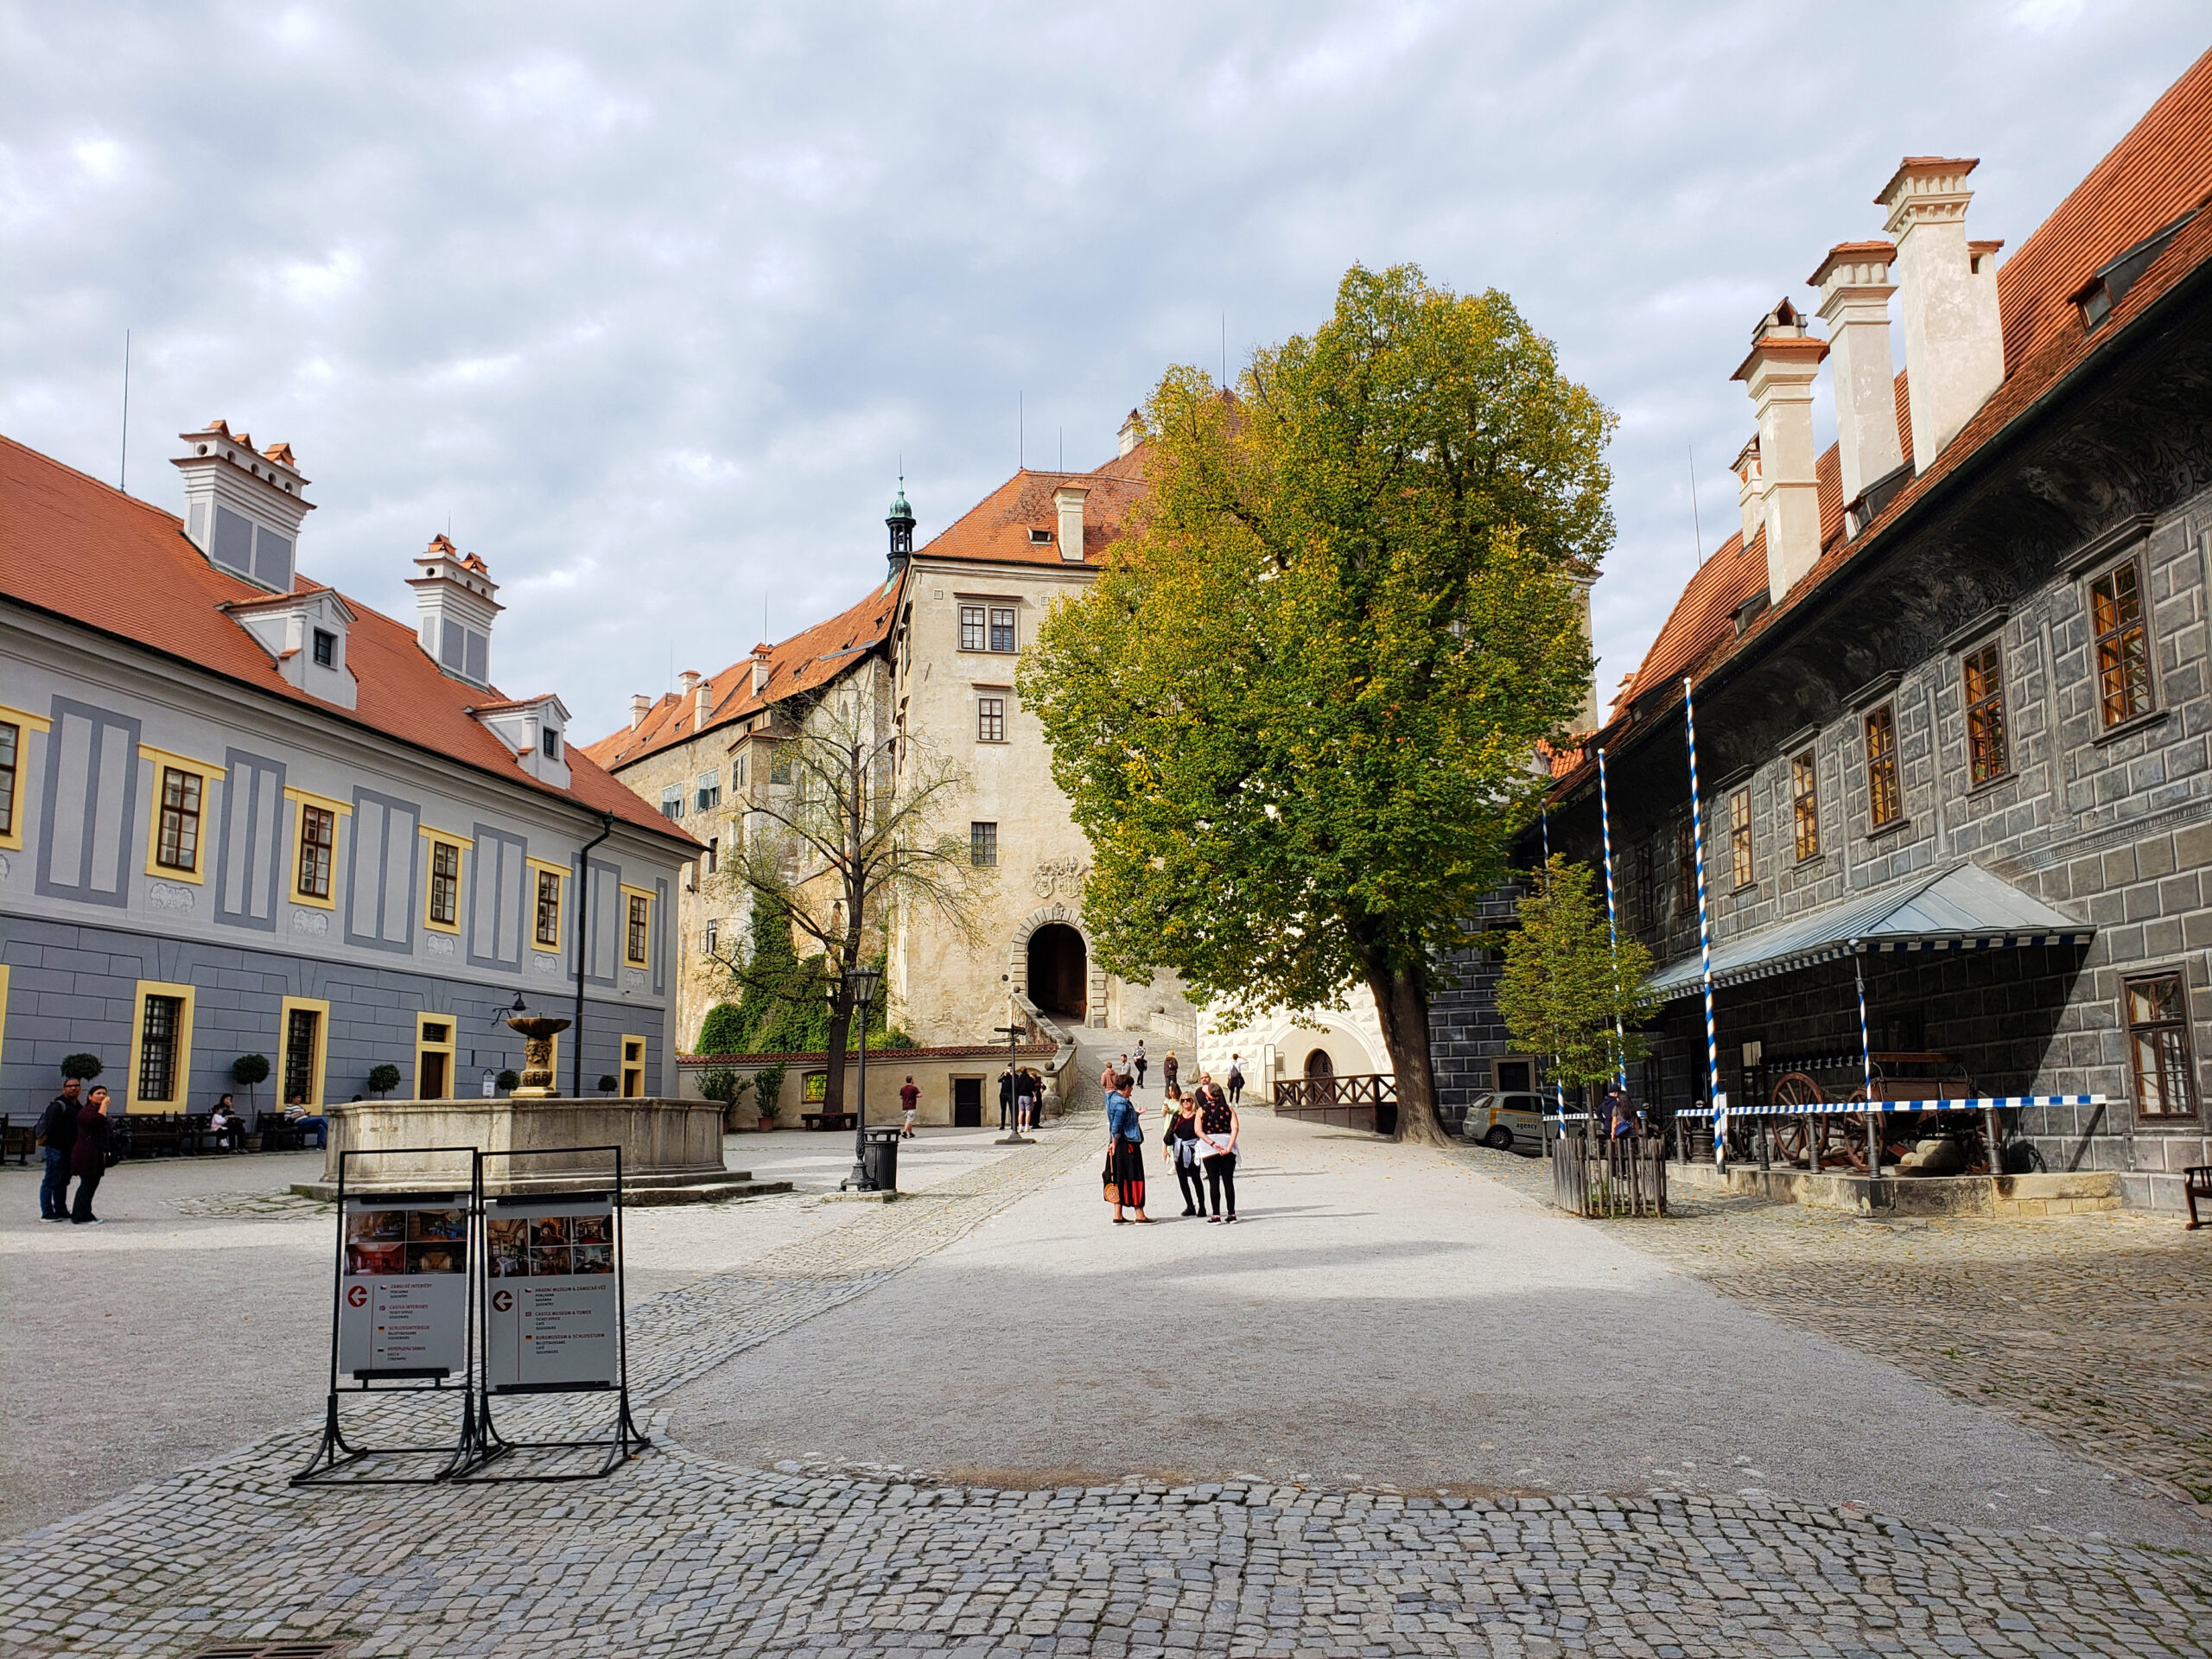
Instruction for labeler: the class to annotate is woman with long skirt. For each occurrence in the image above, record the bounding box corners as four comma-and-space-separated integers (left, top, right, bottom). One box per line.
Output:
1102, 1072, 1150, 1224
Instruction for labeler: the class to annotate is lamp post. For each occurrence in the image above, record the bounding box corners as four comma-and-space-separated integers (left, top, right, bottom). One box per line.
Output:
842, 963, 883, 1191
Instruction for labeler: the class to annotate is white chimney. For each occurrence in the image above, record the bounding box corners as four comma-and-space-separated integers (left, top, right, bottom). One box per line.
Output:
1878, 157, 2005, 471
1732, 437, 1763, 552
694, 677, 714, 728
750, 643, 772, 696
1116, 409, 1144, 458
173, 420, 314, 594
1812, 242, 1905, 535
1053, 485, 1089, 563
630, 693, 651, 729
1570, 577, 1599, 734
677, 669, 701, 699
406, 535, 502, 688
1732, 300, 1828, 602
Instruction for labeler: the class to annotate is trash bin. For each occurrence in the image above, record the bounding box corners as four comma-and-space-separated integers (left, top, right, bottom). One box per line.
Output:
861, 1125, 901, 1192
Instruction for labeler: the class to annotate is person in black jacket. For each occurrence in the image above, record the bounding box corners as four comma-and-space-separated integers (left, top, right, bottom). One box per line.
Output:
70, 1086, 113, 1224
35, 1077, 82, 1221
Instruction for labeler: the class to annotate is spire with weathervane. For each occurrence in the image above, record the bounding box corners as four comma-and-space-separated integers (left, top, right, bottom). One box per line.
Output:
886, 471, 915, 577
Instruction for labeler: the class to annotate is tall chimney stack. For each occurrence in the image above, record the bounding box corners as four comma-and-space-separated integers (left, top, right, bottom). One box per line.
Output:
629, 693, 650, 730
1732, 300, 1828, 603
694, 678, 714, 729
1877, 157, 2005, 471
1732, 438, 1763, 553
1053, 485, 1089, 563
1116, 409, 1144, 458
750, 644, 772, 696
1812, 241, 1905, 534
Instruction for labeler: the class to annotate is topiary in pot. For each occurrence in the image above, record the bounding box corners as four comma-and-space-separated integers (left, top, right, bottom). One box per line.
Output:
231, 1053, 270, 1114
367, 1063, 403, 1099
597, 1074, 618, 1095
60, 1053, 104, 1083
496, 1069, 520, 1093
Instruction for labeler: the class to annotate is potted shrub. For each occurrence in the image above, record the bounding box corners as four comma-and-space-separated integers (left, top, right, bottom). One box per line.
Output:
697, 1066, 753, 1131
367, 1063, 402, 1100
752, 1063, 787, 1129
496, 1068, 520, 1096
597, 1074, 619, 1096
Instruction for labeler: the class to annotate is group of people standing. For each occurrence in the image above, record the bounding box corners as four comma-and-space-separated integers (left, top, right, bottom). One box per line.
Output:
1101, 1059, 1242, 1225
34, 1077, 112, 1224
997, 1065, 1046, 1134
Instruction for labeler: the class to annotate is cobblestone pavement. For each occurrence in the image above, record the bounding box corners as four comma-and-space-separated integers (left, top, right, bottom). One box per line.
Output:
3, 1117, 2209, 1657
1452, 1143, 2212, 1510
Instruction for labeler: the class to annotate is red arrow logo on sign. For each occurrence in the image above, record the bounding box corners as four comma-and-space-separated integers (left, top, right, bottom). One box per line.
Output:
346, 1285, 368, 1307
492, 1289, 514, 1313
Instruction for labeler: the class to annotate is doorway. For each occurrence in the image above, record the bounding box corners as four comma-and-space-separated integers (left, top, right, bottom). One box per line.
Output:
1304, 1048, 1335, 1078
1027, 924, 1087, 1018
952, 1077, 982, 1128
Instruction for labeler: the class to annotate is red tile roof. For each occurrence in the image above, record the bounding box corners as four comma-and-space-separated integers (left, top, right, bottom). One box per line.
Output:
0, 433, 693, 846
580, 575, 904, 772
916, 446, 1150, 569
1601, 46, 2212, 748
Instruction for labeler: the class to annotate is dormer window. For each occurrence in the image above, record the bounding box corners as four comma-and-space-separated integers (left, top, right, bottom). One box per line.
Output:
313, 628, 336, 669
1028, 528, 1053, 544
541, 726, 562, 761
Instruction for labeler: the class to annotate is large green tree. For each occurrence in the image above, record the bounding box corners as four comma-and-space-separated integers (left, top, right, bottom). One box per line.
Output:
1495, 855, 1658, 1096
1020, 264, 1614, 1142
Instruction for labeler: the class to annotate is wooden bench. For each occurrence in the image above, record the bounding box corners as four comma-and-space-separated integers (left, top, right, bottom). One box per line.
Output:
126, 1113, 183, 1159
2186, 1166, 2210, 1230
0, 1116, 32, 1166
255, 1110, 310, 1152
798, 1111, 858, 1132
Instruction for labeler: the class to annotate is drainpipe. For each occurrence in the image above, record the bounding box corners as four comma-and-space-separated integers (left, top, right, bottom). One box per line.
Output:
573, 811, 615, 1099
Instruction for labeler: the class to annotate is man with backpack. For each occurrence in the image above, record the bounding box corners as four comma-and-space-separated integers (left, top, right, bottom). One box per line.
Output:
35, 1076, 83, 1222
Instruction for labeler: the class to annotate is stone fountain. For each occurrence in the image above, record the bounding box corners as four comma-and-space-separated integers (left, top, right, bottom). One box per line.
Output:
291, 1009, 790, 1207
506, 1010, 571, 1097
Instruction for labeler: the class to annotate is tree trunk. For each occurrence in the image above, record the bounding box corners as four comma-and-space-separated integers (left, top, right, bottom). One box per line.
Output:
1360, 953, 1455, 1147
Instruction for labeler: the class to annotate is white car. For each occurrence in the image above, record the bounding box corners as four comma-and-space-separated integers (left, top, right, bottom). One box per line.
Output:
1465, 1091, 1548, 1154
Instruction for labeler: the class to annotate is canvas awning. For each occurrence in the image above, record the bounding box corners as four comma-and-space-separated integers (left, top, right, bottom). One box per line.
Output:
1644, 860, 2093, 1001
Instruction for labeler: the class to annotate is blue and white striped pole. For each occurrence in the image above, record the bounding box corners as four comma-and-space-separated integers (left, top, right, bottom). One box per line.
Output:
1597, 747, 1628, 1097
1683, 678, 1722, 1167
1853, 944, 1878, 1176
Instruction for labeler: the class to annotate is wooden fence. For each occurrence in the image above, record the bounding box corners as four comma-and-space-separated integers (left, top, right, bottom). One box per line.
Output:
1550, 1122, 1667, 1217
1271, 1073, 1398, 1136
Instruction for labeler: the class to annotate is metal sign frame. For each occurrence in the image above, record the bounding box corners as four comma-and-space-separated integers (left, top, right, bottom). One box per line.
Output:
293, 1146, 483, 1487
454, 1142, 649, 1481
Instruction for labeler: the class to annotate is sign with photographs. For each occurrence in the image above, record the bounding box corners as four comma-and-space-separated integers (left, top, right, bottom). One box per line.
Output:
337, 1197, 470, 1379
483, 1197, 619, 1391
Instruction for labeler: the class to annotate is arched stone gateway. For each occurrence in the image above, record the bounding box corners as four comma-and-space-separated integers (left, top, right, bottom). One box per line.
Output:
1008, 905, 1108, 1029
1027, 925, 1087, 1018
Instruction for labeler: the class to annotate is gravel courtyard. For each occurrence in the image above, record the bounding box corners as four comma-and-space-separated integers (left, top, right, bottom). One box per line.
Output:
0, 1104, 2206, 1657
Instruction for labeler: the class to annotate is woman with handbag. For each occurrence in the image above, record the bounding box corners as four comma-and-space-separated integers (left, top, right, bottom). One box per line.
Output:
1101, 1072, 1150, 1224
1198, 1084, 1240, 1224
1163, 1085, 1205, 1217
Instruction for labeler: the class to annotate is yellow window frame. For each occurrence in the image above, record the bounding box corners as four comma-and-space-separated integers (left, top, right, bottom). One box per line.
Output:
277, 995, 332, 1112
414, 1012, 458, 1102
526, 857, 568, 954
283, 787, 350, 910
419, 826, 473, 934
127, 978, 199, 1113
142, 747, 222, 884
0, 704, 52, 852
620, 1034, 647, 1098
620, 884, 655, 968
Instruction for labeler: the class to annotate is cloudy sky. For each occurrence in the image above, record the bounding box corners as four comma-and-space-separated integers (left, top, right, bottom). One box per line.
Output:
4, 3, 2204, 742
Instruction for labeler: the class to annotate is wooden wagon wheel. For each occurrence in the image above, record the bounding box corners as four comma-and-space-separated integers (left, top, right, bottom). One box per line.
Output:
1834, 1089, 1917, 1172
1767, 1072, 1825, 1166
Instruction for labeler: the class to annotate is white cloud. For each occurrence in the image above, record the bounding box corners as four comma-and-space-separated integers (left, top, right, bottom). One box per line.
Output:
1, 0, 2204, 741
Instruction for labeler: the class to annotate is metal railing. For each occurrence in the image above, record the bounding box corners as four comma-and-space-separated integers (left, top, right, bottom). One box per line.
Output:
1551, 1122, 1667, 1218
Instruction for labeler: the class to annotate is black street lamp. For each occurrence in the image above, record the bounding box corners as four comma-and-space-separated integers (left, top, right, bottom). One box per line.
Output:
841, 963, 884, 1191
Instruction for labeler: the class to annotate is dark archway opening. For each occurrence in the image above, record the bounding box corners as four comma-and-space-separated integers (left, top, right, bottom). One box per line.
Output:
1304, 1048, 1335, 1079
1027, 924, 1088, 1018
